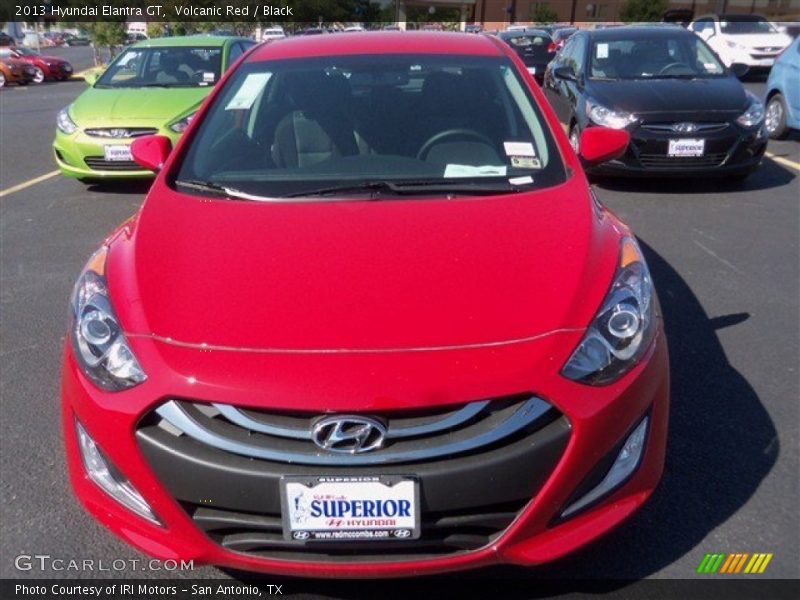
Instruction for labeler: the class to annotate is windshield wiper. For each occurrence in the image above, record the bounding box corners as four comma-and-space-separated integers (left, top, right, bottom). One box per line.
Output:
284, 179, 532, 199
175, 179, 233, 197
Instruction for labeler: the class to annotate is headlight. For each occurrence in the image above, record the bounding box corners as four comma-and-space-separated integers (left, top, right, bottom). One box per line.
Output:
70, 247, 146, 391
562, 237, 657, 385
169, 112, 195, 133
57, 107, 78, 134
737, 92, 765, 128
587, 101, 637, 130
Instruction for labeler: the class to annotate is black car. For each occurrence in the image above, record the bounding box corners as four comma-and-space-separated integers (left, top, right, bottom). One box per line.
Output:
497, 29, 556, 83
543, 26, 767, 178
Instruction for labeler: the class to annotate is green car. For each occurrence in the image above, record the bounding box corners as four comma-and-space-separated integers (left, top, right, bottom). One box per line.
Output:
53, 36, 255, 181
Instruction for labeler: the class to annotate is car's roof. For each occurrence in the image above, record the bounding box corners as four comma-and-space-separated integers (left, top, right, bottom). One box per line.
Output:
249, 32, 503, 61
131, 35, 247, 48
584, 25, 693, 40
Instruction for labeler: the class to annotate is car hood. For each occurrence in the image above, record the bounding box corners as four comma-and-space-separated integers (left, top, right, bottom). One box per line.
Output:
587, 77, 748, 115
70, 86, 210, 125
112, 178, 620, 351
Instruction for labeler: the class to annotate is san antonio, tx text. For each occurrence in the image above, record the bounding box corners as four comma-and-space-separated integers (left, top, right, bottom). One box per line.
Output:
47, 4, 294, 18
15, 584, 283, 596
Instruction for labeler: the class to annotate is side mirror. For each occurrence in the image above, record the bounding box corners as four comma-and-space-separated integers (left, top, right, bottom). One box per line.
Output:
130, 135, 172, 172
579, 127, 630, 167
553, 65, 577, 82
730, 62, 749, 78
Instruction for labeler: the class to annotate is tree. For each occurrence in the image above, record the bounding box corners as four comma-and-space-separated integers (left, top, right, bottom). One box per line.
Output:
619, 0, 668, 23
83, 21, 127, 65
530, 4, 558, 25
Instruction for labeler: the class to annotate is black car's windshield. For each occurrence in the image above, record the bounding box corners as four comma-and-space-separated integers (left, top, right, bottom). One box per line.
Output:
589, 34, 726, 80
96, 46, 223, 88
720, 17, 777, 35
175, 54, 566, 198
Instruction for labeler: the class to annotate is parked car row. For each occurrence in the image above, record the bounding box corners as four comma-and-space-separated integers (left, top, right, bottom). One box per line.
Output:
0, 46, 73, 84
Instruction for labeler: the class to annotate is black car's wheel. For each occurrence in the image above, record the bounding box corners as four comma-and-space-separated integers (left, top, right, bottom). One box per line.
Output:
32, 67, 45, 84
765, 93, 790, 140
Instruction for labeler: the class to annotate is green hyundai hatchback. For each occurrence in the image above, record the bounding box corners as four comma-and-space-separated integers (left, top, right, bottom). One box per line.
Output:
53, 36, 255, 181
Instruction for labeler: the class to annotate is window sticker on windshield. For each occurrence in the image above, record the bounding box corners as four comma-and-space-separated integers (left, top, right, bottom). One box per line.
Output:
503, 142, 536, 157
444, 164, 507, 178
703, 63, 718, 71
225, 73, 272, 110
596, 43, 609, 59
510, 156, 541, 169
203, 72, 215, 83
509, 176, 533, 185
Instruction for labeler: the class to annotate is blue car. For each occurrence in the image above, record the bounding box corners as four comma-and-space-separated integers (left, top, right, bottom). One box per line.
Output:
765, 36, 800, 139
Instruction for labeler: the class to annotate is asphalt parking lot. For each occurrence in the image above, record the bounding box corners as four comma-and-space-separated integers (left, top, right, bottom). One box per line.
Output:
1, 45, 798, 589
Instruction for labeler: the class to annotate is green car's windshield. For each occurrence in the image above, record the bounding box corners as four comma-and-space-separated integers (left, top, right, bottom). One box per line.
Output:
96, 46, 223, 89
174, 54, 567, 199
589, 34, 726, 80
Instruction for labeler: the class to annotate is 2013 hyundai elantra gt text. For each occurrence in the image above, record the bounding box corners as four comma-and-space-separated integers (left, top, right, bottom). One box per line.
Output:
61, 33, 669, 577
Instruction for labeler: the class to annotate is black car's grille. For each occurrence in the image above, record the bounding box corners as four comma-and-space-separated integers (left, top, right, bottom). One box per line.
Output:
84, 127, 158, 138
641, 122, 729, 133
137, 395, 571, 562
84, 157, 141, 171
183, 500, 526, 561
638, 153, 728, 168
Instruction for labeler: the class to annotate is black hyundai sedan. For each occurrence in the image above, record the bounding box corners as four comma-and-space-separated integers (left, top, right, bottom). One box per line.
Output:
497, 28, 557, 83
543, 26, 767, 179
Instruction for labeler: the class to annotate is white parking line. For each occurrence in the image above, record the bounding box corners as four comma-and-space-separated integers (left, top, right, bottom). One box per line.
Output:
0, 170, 60, 198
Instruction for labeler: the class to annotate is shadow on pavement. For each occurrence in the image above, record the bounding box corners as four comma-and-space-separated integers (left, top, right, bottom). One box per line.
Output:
221, 242, 778, 596
84, 179, 153, 195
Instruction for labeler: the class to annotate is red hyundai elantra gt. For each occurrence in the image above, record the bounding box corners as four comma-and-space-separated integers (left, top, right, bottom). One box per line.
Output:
61, 33, 669, 577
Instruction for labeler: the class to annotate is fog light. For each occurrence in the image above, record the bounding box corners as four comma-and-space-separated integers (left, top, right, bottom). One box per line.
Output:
75, 421, 160, 524
561, 416, 649, 518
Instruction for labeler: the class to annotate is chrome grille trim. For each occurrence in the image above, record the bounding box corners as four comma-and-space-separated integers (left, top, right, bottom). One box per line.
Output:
84, 127, 158, 138
641, 122, 729, 133
155, 396, 553, 466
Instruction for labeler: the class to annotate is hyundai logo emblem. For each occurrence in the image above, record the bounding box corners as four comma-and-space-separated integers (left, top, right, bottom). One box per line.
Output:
110, 129, 129, 138
311, 415, 386, 454
671, 122, 698, 133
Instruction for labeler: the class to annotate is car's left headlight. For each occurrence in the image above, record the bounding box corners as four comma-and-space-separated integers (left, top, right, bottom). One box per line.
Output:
737, 92, 765, 128
70, 247, 146, 391
57, 106, 78, 134
587, 100, 637, 130
169, 112, 195, 133
562, 237, 657, 385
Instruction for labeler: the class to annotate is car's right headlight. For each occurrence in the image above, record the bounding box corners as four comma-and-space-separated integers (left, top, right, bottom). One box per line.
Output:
57, 106, 78, 134
70, 247, 146, 391
587, 100, 637, 130
561, 237, 657, 385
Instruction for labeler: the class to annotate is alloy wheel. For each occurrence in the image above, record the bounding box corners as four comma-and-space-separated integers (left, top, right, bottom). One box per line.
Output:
33, 67, 45, 84
765, 98, 783, 134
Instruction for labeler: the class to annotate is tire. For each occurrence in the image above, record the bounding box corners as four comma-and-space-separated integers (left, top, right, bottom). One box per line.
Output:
32, 67, 45, 84
765, 93, 790, 140
0, 72, 5, 88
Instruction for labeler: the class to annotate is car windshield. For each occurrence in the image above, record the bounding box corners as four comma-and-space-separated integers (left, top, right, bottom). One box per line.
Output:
12, 47, 36, 56
174, 54, 566, 199
95, 46, 223, 88
720, 18, 776, 35
589, 34, 726, 79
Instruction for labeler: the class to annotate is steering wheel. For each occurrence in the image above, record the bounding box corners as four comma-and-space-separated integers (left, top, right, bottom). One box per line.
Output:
416, 128, 496, 161
658, 62, 692, 75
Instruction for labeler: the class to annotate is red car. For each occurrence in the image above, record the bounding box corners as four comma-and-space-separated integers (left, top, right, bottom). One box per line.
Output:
62, 33, 669, 577
0, 46, 72, 82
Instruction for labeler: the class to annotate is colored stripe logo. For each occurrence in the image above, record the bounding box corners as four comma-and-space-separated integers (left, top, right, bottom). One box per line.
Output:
697, 553, 773, 574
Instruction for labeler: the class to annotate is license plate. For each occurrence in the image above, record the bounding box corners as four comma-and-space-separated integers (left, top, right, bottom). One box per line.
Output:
281, 475, 420, 542
668, 138, 705, 157
103, 145, 132, 162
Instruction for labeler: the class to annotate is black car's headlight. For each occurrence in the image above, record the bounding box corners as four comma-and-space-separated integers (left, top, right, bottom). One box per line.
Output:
561, 237, 657, 385
587, 100, 638, 130
737, 92, 765, 128
70, 247, 146, 391
57, 106, 78, 134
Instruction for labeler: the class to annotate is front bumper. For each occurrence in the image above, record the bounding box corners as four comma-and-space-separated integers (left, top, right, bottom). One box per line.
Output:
53, 127, 179, 179
589, 122, 767, 177
62, 326, 669, 577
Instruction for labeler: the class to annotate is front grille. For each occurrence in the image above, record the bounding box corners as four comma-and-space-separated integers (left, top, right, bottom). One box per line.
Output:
154, 394, 553, 466
641, 122, 729, 133
138, 395, 571, 562
183, 500, 525, 561
84, 157, 141, 171
638, 153, 728, 168
84, 127, 158, 139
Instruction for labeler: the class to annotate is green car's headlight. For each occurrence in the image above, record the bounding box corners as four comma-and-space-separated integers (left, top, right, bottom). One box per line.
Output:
561, 237, 657, 385
57, 106, 78, 134
169, 112, 196, 133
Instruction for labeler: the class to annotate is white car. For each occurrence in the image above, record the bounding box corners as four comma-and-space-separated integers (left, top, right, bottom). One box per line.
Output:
261, 27, 286, 42
689, 14, 791, 69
